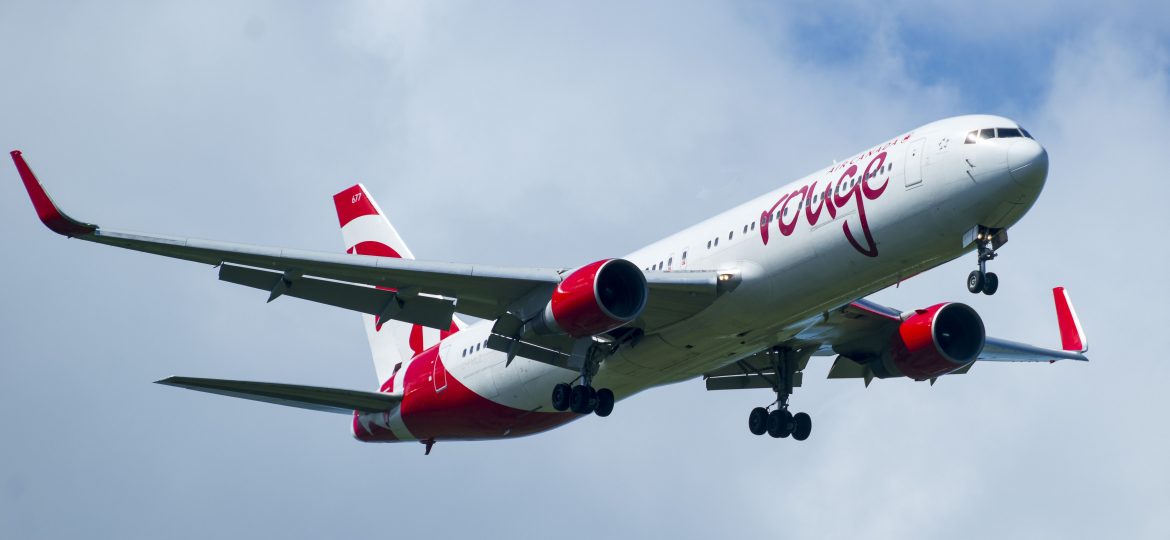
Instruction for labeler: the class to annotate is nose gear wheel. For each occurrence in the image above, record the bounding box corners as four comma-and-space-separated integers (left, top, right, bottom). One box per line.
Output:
968, 226, 1005, 295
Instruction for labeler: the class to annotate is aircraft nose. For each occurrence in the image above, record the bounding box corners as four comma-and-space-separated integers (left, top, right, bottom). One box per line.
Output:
1007, 138, 1049, 187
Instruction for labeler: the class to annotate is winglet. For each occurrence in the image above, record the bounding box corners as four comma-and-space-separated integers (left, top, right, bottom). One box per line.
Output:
10, 150, 99, 237
1053, 287, 1088, 353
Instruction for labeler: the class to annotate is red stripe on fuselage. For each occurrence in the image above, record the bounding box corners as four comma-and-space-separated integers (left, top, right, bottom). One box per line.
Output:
398, 345, 577, 441
352, 411, 400, 442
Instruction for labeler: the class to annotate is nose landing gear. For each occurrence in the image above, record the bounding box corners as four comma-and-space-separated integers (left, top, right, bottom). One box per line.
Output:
967, 226, 1006, 295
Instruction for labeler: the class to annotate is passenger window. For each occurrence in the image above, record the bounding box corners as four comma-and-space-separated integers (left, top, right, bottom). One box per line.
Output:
714, 237, 719, 246
668, 257, 673, 266
707, 240, 711, 249
743, 225, 748, 234
750, 222, 755, 231
729, 231, 734, 240
462, 348, 467, 357
476, 344, 481, 352
998, 127, 1022, 138
682, 251, 687, 261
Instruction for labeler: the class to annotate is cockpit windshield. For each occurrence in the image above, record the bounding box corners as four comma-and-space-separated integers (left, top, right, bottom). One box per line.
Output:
964, 126, 1034, 143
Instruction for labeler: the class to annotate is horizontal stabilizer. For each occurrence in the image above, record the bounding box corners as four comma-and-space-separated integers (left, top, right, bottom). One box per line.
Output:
156, 376, 401, 414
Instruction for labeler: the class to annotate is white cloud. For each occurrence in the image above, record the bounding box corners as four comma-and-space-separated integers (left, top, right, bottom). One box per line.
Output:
0, 2, 1165, 539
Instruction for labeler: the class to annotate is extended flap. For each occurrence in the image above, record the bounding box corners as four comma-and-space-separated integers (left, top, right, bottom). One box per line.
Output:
219, 264, 455, 330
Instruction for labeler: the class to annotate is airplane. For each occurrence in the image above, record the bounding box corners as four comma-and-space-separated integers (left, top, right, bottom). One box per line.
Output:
11, 114, 1089, 454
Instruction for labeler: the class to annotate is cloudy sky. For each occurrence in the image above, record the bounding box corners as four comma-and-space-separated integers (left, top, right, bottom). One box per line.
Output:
1, 2, 1167, 538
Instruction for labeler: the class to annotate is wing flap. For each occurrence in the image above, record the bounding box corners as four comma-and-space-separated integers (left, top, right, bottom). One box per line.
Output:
218, 264, 457, 330
11, 150, 746, 336
156, 376, 401, 414
89, 229, 560, 310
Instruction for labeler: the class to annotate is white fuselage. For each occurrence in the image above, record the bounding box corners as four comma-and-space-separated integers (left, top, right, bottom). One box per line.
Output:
362, 114, 1049, 440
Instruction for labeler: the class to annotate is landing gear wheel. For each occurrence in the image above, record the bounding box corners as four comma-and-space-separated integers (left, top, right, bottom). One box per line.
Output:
792, 412, 812, 441
767, 409, 794, 438
748, 407, 768, 436
551, 383, 572, 412
569, 385, 596, 414
967, 270, 984, 294
594, 388, 615, 417
982, 272, 999, 295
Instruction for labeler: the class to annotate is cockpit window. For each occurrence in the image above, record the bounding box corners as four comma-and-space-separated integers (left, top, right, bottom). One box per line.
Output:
965, 126, 1035, 143
1019, 127, 1033, 139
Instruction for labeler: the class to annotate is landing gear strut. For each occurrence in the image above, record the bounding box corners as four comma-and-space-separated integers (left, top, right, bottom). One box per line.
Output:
967, 226, 1005, 295
550, 344, 615, 417
747, 347, 812, 441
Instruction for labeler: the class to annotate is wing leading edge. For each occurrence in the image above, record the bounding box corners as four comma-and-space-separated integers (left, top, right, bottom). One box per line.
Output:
12, 151, 725, 337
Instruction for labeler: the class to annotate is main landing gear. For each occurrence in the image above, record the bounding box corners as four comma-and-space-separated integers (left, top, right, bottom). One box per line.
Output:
967, 226, 1006, 295
551, 383, 614, 417
747, 347, 812, 441
550, 344, 615, 417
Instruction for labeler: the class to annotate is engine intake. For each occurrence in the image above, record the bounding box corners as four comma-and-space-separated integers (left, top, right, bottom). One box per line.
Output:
881, 302, 986, 380
534, 258, 648, 338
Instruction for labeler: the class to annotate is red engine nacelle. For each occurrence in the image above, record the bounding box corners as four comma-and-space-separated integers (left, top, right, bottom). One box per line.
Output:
874, 302, 986, 380
533, 258, 648, 338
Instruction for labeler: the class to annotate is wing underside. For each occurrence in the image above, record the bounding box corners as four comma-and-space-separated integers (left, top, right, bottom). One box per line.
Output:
11, 151, 725, 338
705, 290, 1089, 388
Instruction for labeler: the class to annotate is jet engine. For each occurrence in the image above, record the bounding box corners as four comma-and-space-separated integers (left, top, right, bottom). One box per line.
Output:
870, 302, 986, 380
531, 258, 648, 338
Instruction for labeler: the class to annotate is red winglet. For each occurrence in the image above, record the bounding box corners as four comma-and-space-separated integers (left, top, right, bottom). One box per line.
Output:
10, 150, 98, 237
1053, 287, 1088, 352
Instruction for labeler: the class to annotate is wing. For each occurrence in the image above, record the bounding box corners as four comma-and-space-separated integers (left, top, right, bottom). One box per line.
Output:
12, 151, 724, 335
156, 376, 401, 414
705, 289, 1089, 390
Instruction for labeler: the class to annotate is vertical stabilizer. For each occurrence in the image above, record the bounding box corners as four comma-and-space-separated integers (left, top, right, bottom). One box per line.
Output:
333, 184, 461, 389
